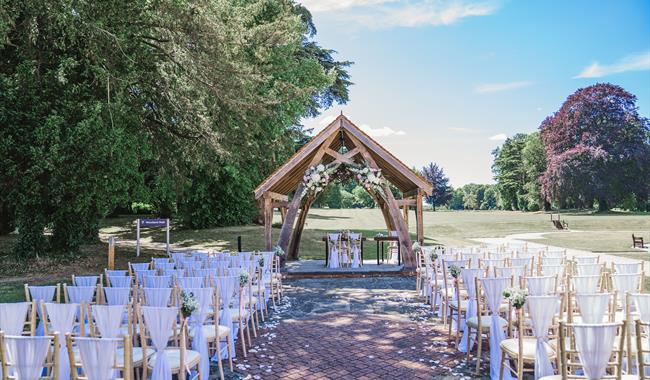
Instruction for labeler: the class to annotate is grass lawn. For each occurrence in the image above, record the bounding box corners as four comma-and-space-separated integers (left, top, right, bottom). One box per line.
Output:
0, 209, 648, 301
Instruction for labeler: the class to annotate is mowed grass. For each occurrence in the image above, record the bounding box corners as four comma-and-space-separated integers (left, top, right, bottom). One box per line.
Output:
0, 209, 648, 301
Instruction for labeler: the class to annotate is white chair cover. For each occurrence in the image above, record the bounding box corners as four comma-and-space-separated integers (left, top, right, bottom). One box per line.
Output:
632, 293, 650, 323
178, 277, 204, 289
615, 262, 643, 274
496, 266, 525, 284
540, 265, 564, 277
510, 257, 531, 268
141, 306, 178, 380
542, 257, 563, 266
130, 262, 150, 271
92, 305, 125, 338
574, 256, 598, 264
571, 275, 600, 294
218, 276, 237, 358
328, 233, 340, 269
108, 275, 132, 288
458, 268, 485, 352
349, 233, 361, 268
186, 287, 214, 378
611, 273, 642, 306
28, 285, 57, 336
573, 323, 619, 380
4, 335, 52, 380
0, 302, 30, 335
527, 295, 558, 379
156, 262, 176, 271
135, 269, 156, 285
44, 302, 79, 380
479, 277, 513, 380
462, 253, 482, 268
105, 270, 128, 277
145, 275, 172, 288
526, 276, 556, 296
143, 287, 172, 307
67, 285, 96, 303
103, 287, 131, 306
76, 337, 118, 380
74, 276, 98, 286
574, 293, 610, 323
576, 264, 602, 276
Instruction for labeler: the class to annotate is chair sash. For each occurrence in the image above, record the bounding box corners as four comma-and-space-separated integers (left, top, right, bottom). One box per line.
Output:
327, 233, 340, 269
156, 262, 176, 272
134, 269, 156, 285
186, 287, 214, 377
92, 305, 125, 338
144, 275, 172, 288
141, 306, 178, 380
461, 253, 482, 268
574, 293, 610, 323
29, 286, 57, 335
576, 264, 602, 276
495, 266, 525, 284
105, 270, 128, 277
104, 287, 131, 306
108, 275, 132, 288
611, 273, 642, 306
571, 275, 600, 294
218, 276, 237, 358
67, 286, 96, 303
614, 262, 642, 274
44, 302, 79, 380
542, 257, 563, 266
510, 257, 531, 268
540, 264, 564, 277
4, 335, 52, 380
574, 256, 598, 264
178, 277, 204, 289
0, 302, 30, 335
480, 277, 513, 380
573, 323, 619, 380
528, 295, 559, 379
76, 337, 119, 380
143, 288, 172, 307
74, 276, 98, 287
525, 276, 556, 296
130, 262, 150, 271
458, 268, 485, 352
632, 293, 650, 323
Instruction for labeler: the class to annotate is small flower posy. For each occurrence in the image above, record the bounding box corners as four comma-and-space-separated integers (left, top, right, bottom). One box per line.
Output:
180, 291, 199, 318
302, 163, 337, 196
239, 270, 249, 287
448, 265, 462, 278
503, 287, 528, 309
411, 242, 421, 252
273, 245, 285, 257
258, 255, 265, 268
348, 163, 385, 196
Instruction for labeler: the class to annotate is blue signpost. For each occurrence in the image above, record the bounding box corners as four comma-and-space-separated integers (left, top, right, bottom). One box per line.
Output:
136, 218, 170, 256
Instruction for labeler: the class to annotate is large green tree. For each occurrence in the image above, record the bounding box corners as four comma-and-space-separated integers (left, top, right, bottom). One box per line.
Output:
0, 0, 351, 258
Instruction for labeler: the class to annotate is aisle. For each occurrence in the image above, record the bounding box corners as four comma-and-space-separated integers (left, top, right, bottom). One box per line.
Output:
225, 277, 486, 380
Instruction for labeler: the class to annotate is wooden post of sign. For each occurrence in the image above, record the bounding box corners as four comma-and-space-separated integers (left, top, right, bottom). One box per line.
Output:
108, 236, 116, 270
136, 219, 141, 257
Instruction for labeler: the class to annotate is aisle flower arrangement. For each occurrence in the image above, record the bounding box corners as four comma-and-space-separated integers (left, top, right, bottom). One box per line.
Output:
180, 291, 199, 318
503, 287, 528, 309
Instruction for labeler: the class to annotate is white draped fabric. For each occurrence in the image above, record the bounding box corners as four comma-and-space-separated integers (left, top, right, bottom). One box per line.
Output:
105, 270, 128, 277
44, 302, 79, 380
632, 293, 650, 323
611, 273, 642, 306
4, 335, 52, 380
573, 323, 619, 380
218, 276, 237, 358
509, 257, 532, 268
328, 234, 340, 269
458, 268, 485, 353
571, 275, 600, 294
527, 296, 558, 379
0, 302, 31, 379
74, 276, 98, 286
540, 265, 564, 277
479, 277, 513, 380
103, 287, 131, 306
130, 262, 150, 271
92, 305, 125, 338
145, 275, 172, 288
135, 270, 156, 285
614, 262, 643, 274
67, 286, 96, 303
526, 276, 556, 296
542, 257, 563, 266
178, 277, 204, 289
141, 306, 178, 380
574, 293, 610, 323
143, 288, 172, 307
29, 286, 57, 336
574, 256, 598, 264
76, 337, 119, 380
496, 266, 525, 284
576, 264, 602, 276
348, 233, 362, 268
462, 253, 482, 268
108, 275, 132, 288
187, 287, 214, 378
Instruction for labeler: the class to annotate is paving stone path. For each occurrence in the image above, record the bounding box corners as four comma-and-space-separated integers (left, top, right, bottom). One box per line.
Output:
216, 277, 489, 379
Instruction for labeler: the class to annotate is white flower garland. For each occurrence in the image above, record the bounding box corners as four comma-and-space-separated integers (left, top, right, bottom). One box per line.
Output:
302, 163, 338, 196
348, 164, 385, 196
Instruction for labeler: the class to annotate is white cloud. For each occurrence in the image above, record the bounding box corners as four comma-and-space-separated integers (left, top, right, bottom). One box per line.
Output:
300, 0, 499, 28
489, 133, 507, 141
574, 51, 650, 79
474, 81, 533, 94
448, 127, 477, 133
318, 114, 337, 127
360, 124, 406, 137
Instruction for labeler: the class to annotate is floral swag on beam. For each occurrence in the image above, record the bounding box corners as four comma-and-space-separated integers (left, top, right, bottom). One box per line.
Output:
301, 162, 387, 198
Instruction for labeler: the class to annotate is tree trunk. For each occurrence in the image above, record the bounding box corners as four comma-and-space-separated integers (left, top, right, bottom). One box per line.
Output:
598, 198, 609, 212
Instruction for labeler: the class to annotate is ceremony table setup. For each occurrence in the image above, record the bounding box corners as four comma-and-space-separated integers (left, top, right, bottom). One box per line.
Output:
0, 249, 285, 380
415, 242, 648, 380
322, 230, 402, 269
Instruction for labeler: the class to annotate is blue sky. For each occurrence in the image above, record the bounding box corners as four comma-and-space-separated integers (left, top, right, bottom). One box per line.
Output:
300, 0, 650, 186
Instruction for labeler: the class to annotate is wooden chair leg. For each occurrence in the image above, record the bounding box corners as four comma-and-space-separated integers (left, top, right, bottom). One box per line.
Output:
465, 327, 472, 361
499, 348, 505, 380
246, 321, 252, 347
217, 347, 224, 380
240, 325, 247, 357
476, 333, 482, 374
227, 334, 233, 371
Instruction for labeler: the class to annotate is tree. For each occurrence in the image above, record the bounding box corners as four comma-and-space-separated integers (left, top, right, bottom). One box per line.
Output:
352, 186, 375, 208
492, 134, 527, 210
521, 132, 549, 211
447, 188, 465, 210
420, 163, 452, 210
539, 83, 650, 210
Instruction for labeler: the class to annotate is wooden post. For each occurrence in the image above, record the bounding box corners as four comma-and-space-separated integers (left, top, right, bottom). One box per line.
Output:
402, 204, 409, 228
263, 195, 273, 250
288, 197, 314, 260
416, 190, 424, 244
107, 236, 116, 270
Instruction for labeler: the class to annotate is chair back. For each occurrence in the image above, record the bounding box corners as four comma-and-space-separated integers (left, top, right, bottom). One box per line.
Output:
0, 333, 59, 380
66, 334, 132, 380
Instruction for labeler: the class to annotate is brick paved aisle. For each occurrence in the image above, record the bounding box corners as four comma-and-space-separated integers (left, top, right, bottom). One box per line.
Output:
220, 277, 489, 380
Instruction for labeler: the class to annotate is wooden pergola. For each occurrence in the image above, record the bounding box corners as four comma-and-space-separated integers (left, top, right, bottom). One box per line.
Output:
253, 114, 433, 268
